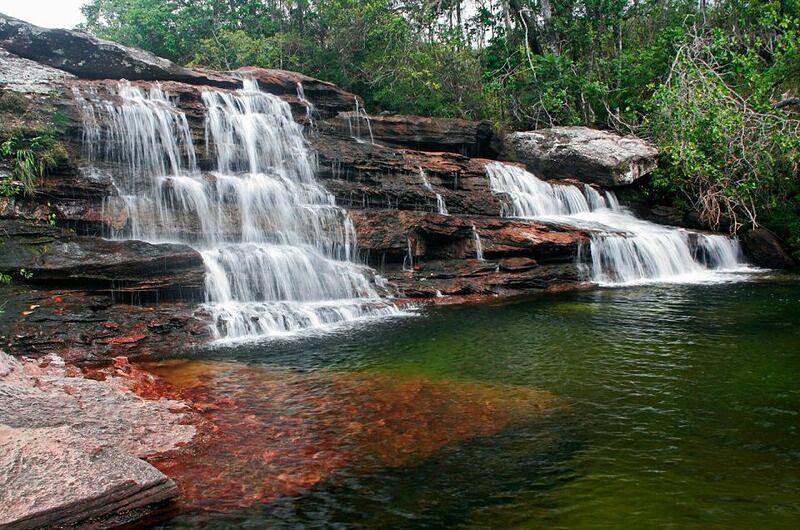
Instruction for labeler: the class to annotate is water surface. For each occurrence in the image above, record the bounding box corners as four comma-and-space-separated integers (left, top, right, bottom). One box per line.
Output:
156, 274, 800, 529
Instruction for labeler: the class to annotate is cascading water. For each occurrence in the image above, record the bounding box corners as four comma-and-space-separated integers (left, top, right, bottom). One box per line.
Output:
347, 97, 375, 144
419, 167, 448, 215
75, 80, 400, 341
472, 225, 485, 261
486, 162, 751, 285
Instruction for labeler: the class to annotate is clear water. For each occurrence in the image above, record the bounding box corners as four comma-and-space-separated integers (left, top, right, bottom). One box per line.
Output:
153, 274, 800, 529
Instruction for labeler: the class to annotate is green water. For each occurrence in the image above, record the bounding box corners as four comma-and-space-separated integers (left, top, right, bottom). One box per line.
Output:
160, 275, 800, 529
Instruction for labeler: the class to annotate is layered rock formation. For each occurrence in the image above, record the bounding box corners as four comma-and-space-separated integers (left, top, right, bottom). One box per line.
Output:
0, 11, 792, 368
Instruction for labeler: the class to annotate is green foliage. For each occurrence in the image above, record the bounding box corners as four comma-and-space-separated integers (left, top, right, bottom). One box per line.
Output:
0, 91, 29, 113
0, 133, 68, 197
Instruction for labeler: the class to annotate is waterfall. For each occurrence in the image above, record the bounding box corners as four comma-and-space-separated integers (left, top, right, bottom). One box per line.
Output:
486, 162, 750, 285
419, 167, 448, 215
347, 97, 375, 144
75, 80, 400, 341
472, 225, 485, 261
296, 82, 316, 128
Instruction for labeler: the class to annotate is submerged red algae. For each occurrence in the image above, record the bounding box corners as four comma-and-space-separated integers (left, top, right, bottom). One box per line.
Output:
132, 360, 560, 512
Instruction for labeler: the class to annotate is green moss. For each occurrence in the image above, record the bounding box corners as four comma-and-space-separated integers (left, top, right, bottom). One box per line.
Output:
0, 91, 29, 113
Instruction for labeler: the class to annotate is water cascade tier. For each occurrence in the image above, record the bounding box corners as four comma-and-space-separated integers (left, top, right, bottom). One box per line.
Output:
486, 162, 750, 285
74, 80, 399, 340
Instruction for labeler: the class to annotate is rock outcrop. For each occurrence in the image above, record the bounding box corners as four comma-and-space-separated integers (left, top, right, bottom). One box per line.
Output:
0, 220, 205, 297
351, 210, 589, 297
502, 126, 658, 186
322, 112, 500, 157
0, 351, 195, 528
0, 426, 178, 530
0, 13, 235, 87
741, 228, 797, 269
0, 47, 74, 94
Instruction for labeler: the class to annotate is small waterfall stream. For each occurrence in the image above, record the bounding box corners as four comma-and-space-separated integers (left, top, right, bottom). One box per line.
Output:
419, 167, 448, 215
486, 162, 750, 285
75, 80, 399, 341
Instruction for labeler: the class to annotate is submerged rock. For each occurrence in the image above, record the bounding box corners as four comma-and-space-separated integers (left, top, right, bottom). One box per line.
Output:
741, 228, 797, 269
502, 126, 658, 186
143, 360, 560, 511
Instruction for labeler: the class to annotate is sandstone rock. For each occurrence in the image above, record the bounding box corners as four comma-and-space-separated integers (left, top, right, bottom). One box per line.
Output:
0, 13, 236, 87
0, 220, 205, 296
502, 126, 658, 187
350, 210, 589, 297
322, 112, 499, 157
0, 425, 178, 530
0, 288, 210, 361
741, 228, 797, 269
310, 135, 504, 216
0, 47, 74, 93
0, 351, 194, 528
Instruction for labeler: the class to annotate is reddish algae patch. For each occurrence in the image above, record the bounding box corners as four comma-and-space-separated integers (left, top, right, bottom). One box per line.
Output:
131, 360, 559, 512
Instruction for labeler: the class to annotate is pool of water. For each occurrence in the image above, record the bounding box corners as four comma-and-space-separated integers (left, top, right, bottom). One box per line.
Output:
154, 273, 800, 529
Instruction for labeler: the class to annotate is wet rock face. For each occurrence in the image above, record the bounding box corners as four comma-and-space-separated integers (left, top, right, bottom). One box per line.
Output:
0, 288, 210, 362
741, 228, 797, 269
502, 126, 659, 187
0, 13, 236, 87
310, 135, 504, 216
0, 219, 205, 297
323, 112, 500, 157
350, 210, 589, 297
233, 66, 361, 119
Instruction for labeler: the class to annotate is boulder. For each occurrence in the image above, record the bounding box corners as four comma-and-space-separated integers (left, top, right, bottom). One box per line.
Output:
322, 113, 499, 157
0, 220, 205, 296
0, 13, 236, 87
741, 228, 797, 269
0, 426, 178, 530
502, 126, 658, 187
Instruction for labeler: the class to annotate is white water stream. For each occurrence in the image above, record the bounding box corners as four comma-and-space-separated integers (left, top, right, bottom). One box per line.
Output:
75, 80, 399, 341
486, 162, 752, 285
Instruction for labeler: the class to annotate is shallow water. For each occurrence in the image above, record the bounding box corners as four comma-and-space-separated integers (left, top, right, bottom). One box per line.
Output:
155, 273, 800, 529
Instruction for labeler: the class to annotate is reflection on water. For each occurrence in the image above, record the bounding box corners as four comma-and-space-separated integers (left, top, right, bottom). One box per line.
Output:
156, 275, 800, 529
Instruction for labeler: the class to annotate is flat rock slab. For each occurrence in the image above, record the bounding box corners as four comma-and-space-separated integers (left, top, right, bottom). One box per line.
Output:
503, 126, 658, 187
0, 351, 195, 528
0, 425, 177, 529
0, 48, 74, 94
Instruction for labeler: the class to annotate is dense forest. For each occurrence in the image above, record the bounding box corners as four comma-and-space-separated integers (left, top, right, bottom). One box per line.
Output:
80, 0, 800, 255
